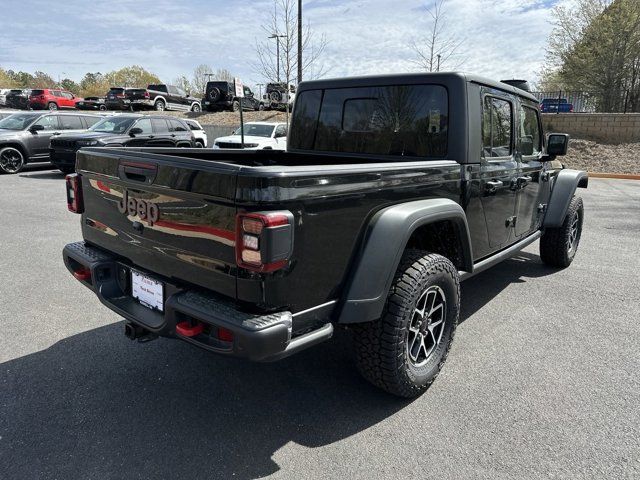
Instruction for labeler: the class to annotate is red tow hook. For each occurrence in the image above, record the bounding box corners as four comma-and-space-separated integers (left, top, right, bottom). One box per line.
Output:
176, 321, 204, 337
73, 267, 92, 282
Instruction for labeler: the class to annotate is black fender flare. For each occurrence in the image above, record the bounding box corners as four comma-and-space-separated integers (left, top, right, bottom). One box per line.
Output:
543, 169, 588, 228
337, 199, 473, 324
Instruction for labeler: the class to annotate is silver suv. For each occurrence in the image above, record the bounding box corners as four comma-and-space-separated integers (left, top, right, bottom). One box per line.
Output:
0, 112, 103, 174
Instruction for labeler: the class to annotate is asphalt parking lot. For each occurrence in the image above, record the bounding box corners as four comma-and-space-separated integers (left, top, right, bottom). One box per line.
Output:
0, 167, 638, 479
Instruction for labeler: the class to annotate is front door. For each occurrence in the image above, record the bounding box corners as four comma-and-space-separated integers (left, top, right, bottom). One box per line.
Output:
514, 103, 544, 237
29, 114, 60, 158
479, 94, 518, 250
125, 118, 153, 147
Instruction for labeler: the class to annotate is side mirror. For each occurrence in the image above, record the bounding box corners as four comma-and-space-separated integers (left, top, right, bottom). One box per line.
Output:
547, 133, 569, 156
29, 124, 45, 133
129, 127, 143, 137
521, 135, 534, 156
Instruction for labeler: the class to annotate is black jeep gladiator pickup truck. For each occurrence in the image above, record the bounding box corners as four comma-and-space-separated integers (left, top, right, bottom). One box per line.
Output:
63, 73, 587, 397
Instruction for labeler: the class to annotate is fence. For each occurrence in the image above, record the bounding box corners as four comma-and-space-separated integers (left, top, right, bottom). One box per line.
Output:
531, 90, 640, 113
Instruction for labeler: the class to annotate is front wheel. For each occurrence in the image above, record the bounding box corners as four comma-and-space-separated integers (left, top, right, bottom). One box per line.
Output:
540, 196, 584, 268
99, 105, 107, 111
0, 146, 26, 174
191, 103, 201, 113
352, 250, 460, 398
231, 101, 240, 112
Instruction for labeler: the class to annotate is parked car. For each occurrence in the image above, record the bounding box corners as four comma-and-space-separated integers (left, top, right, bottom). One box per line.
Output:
0, 89, 12, 107
264, 82, 295, 110
50, 114, 195, 173
212, 122, 287, 149
62, 72, 587, 397
75, 97, 107, 111
184, 119, 207, 147
146, 84, 201, 112
0, 110, 20, 120
104, 87, 150, 111
540, 98, 574, 113
5, 89, 30, 110
202, 81, 264, 112
28, 89, 82, 110
0, 111, 102, 173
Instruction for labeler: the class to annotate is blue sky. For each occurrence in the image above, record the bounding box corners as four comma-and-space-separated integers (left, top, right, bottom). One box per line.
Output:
0, 0, 565, 88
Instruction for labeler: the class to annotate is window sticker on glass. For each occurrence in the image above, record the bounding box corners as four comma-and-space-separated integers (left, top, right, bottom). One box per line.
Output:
429, 109, 441, 133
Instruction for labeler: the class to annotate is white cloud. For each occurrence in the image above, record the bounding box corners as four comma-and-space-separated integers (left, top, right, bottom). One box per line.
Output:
0, 0, 566, 88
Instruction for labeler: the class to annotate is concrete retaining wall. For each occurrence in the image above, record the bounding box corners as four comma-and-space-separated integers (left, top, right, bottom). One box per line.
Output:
541, 113, 640, 144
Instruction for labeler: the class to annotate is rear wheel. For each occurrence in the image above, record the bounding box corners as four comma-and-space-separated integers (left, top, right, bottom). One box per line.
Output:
191, 103, 201, 113
99, 104, 107, 111
0, 146, 26, 174
540, 196, 584, 268
352, 250, 460, 398
47, 102, 58, 111
194, 141, 204, 148
154, 99, 165, 111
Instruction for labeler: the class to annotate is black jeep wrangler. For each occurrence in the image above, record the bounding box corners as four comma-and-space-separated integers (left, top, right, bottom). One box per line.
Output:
63, 73, 587, 398
202, 81, 264, 112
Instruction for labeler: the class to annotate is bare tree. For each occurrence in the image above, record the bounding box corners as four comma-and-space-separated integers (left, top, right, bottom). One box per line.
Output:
411, 0, 465, 72
253, 0, 328, 86
191, 64, 214, 96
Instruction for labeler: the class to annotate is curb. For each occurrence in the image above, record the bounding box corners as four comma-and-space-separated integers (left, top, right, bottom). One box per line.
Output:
588, 172, 640, 180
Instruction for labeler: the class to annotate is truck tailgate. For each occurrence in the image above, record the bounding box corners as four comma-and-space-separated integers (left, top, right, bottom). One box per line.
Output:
76, 148, 239, 299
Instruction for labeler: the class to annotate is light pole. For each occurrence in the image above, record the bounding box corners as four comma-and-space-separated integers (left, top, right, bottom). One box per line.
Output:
268, 33, 287, 83
297, 0, 302, 84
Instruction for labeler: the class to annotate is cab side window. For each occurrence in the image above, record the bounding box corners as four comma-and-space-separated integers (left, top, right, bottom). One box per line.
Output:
275, 125, 287, 137
59, 115, 83, 130
134, 118, 153, 134
520, 106, 541, 156
33, 115, 59, 130
168, 119, 187, 132
151, 118, 169, 133
482, 97, 512, 158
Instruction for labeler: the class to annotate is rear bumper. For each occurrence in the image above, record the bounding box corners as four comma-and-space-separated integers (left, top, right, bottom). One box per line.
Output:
62, 241, 329, 361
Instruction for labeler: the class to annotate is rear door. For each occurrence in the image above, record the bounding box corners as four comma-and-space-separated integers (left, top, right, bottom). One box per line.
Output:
514, 102, 544, 237
149, 118, 175, 146
479, 93, 518, 250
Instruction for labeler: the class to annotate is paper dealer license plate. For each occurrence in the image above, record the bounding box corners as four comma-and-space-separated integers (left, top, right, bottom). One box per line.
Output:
131, 270, 164, 311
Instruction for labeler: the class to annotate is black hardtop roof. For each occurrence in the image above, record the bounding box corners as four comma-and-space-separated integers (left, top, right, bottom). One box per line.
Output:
297, 72, 538, 102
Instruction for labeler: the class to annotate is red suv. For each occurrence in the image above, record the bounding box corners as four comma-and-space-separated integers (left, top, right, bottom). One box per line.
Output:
28, 89, 82, 110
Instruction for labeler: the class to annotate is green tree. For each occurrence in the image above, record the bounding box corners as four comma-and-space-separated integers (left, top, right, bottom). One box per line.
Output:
0, 67, 19, 88
104, 65, 161, 88
542, 0, 640, 112
60, 78, 79, 93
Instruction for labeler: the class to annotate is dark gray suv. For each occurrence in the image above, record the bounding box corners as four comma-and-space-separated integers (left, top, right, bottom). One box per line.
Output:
0, 112, 102, 174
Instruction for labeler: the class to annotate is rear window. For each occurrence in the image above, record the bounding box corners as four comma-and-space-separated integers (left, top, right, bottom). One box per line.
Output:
108, 88, 124, 94
289, 84, 448, 158
31, 89, 44, 96
148, 85, 168, 93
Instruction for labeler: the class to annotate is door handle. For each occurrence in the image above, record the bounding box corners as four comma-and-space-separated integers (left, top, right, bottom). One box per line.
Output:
485, 180, 503, 193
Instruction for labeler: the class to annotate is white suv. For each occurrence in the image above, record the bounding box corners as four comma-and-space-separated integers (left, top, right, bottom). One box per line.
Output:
212, 122, 288, 150
184, 119, 207, 147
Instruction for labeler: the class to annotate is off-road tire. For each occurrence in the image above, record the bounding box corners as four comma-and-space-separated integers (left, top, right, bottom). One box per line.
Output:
540, 196, 584, 268
154, 99, 165, 111
352, 250, 460, 398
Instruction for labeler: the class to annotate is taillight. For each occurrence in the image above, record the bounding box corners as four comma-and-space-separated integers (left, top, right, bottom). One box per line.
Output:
569, 105, 574, 112
65, 173, 84, 213
144, 91, 150, 99
116, 93, 125, 98
236, 211, 294, 272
